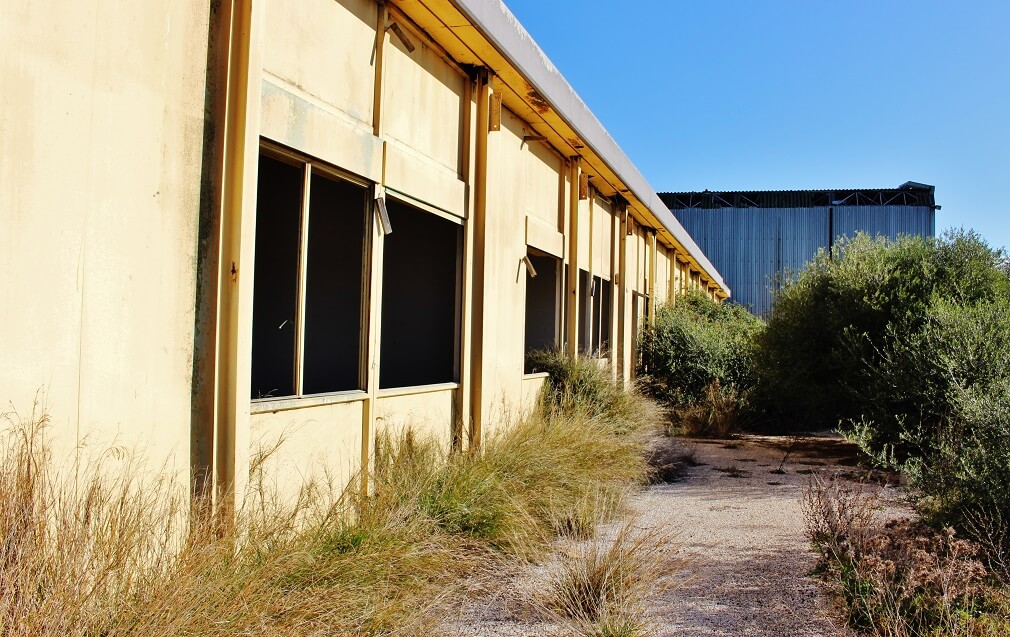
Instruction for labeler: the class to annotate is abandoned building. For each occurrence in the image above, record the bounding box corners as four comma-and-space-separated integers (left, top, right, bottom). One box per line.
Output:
1, 0, 728, 504
661, 184, 937, 315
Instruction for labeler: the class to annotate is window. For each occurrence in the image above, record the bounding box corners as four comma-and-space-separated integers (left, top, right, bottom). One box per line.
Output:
250, 150, 368, 399
524, 250, 561, 373
578, 271, 612, 358
379, 198, 461, 389
578, 269, 591, 355
594, 276, 612, 355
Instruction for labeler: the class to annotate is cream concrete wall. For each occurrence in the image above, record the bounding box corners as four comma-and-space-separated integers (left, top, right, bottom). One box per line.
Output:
263, 0, 376, 128
376, 387, 456, 443
480, 107, 542, 431
520, 374, 548, 416
524, 138, 563, 231
656, 246, 670, 305
0, 1, 210, 479
593, 195, 613, 278
627, 225, 648, 293
577, 197, 592, 268
250, 401, 365, 498
2, 0, 726, 513
253, 0, 474, 486
383, 30, 465, 175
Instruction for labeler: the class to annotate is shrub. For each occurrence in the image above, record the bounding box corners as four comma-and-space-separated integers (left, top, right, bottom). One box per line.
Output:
755, 230, 1010, 430
638, 291, 763, 409
803, 477, 1010, 636
845, 297, 1010, 560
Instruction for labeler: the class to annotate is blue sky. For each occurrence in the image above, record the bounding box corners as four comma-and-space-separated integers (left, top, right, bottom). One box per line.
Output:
504, 0, 1010, 251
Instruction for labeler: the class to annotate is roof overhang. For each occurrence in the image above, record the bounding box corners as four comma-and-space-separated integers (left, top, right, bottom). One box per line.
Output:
391, 0, 729, 295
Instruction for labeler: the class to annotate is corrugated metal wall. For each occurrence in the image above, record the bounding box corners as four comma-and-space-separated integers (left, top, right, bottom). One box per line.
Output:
673, 205, 935, 316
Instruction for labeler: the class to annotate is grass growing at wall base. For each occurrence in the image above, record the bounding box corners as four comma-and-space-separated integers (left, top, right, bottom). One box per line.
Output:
0, 357, 661, 636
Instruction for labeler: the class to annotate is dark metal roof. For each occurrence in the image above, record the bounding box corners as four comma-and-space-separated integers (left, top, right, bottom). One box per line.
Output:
659, 183, 938, 211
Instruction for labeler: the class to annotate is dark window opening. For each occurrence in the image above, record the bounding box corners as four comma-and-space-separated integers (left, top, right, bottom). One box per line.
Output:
593, 276, 612, 356
251, 150, 368, 400
578, 269, 592, 355
251, 154, 302, 399
379, 199, 461, 389
631, 292, 646, 375
302, 171, 367, 395
523, 250, 560, 373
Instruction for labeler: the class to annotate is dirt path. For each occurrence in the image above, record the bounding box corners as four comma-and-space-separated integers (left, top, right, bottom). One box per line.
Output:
444, 434, 896, 636
635, 434, 865, 636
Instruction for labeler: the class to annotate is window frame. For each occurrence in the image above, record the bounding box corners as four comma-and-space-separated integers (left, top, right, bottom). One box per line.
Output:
523, 247, 562, 375
377, 192, 465, 390
251, 142, 373, 405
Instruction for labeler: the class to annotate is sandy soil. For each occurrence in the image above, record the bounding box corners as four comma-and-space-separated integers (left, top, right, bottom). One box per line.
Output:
443, 434, 902, 637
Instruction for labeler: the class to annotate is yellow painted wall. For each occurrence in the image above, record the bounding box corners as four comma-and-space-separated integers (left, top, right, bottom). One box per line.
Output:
251, 400, 365, 498
525, 139, 563, 231
1, 0, 728, 507
479, 106, 568, 432
0, 1, 210, 480
383, 28, 465, 175
592, 195, 613, 278
656, 246, 670, 305
263, 0, 376, 128
376, 387, 457, 444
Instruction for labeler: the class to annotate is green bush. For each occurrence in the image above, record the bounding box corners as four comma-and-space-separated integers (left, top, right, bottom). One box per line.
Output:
755, 230, 1010, 430
761, 228, 1010, 565
637, 291, 763, 408
848, 297, 1010, 531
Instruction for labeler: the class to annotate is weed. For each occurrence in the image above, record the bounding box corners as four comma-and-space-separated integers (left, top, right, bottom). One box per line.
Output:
541, 523, 673, 637
0, 364, 661, 636
803, 476, 1010, 635
646, 440, 698, 484
714, 465, 747, 478
668, 381, 745, 438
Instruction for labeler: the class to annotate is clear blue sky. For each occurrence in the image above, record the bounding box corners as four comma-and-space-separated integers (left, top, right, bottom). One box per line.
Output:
504, 0, 1010, 251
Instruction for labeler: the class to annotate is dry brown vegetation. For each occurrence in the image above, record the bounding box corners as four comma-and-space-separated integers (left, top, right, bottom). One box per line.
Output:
539, 522, 677, 637
803, 476, 1010, 636
0, 357, 667, 636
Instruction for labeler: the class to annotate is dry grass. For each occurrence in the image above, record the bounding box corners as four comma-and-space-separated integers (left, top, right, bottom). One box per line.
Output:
540, 522, 676, 637
803, 476, 1010, 636
667, 381, 742, 438
1, 359, 661, 636
646, 439, 699, 484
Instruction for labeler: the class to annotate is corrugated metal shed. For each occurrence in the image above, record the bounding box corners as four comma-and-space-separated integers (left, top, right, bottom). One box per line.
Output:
661, 185, 937, 316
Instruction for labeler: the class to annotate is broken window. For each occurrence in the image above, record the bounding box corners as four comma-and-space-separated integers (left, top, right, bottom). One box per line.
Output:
379, 198, 461, 389
578, 269, 592, 355
594, 276, 612, 356
631, 291, 650, 375
523, 250, 560, 373
250, 150, 368, 400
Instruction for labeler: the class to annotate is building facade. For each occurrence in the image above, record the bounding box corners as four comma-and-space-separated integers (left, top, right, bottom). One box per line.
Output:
1, 0, 727, 505
662, 184, 937, 315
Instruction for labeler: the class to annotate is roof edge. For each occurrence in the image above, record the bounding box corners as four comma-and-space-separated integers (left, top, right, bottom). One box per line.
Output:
448, 0, 727, 292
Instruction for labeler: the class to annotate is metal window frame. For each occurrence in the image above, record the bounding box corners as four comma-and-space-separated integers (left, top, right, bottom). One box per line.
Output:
252, 142, 374, 405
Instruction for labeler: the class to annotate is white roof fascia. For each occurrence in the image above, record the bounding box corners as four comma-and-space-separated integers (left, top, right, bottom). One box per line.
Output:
449, 0, 728, 293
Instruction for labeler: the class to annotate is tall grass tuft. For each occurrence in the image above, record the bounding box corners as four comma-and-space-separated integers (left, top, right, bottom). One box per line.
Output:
541, 522, 674, 637
526, 348, 665, 436
0, 356, 661, 635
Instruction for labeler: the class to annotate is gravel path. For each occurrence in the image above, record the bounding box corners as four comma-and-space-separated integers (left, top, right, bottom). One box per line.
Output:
637, 435, 862, 636
444, 434, 895, 637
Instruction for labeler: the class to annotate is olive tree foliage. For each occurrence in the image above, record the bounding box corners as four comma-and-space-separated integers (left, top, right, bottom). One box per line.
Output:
756, 229, 1010, 528
755, 230, 1010, 431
